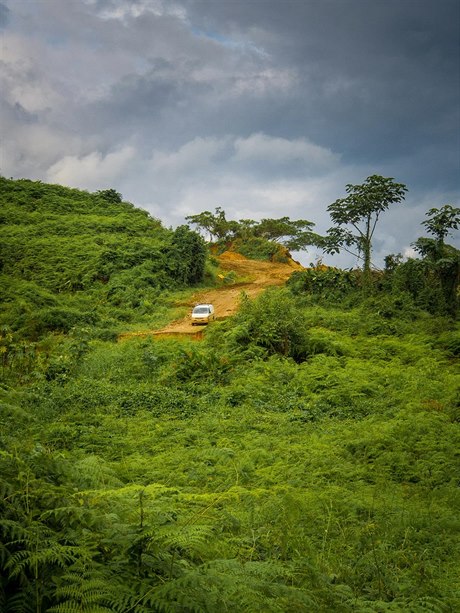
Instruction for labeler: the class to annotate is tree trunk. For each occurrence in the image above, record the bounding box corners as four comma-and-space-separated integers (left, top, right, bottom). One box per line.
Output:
362, 219, 372, 292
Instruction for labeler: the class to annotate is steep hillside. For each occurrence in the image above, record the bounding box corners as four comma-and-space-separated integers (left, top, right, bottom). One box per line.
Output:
0, 177, 207, 339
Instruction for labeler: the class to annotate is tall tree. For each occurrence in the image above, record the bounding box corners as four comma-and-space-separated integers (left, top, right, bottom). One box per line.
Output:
185, 210, 218, 241
324, 175, 408, 285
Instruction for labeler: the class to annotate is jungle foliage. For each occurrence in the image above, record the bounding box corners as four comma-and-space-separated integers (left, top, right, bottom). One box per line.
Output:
287, 200, 460, 316
0, 178, 207, 340
0, 178, 459, 612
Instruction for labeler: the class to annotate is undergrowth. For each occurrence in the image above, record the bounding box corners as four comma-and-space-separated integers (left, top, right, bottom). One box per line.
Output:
2, 286, 459, 612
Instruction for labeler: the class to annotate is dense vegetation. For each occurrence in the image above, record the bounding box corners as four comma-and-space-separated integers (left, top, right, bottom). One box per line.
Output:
1, 178, 459, 612
0, 178, 208, 341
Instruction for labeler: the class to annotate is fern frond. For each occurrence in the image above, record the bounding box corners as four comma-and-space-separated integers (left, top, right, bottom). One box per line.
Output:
48, 565, 119, 613
5, 543, 81, 577
4, 589, 36, 613
0, 518, 28, 542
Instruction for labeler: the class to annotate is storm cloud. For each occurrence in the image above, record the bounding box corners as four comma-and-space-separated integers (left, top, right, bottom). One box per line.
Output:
1, 0, 459, 266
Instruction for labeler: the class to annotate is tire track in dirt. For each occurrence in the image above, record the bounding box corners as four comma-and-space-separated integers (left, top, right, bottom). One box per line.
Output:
119, 252, 304, 340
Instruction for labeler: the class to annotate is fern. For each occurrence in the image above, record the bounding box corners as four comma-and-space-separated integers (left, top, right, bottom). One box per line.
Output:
4, 590, 37, 613
48, 569, 116, 613
5, 539, 81, 578
348, 595, 452, 612
144, 559, 319, 613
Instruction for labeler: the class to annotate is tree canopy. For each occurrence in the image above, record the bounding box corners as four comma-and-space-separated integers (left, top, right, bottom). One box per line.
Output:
186, 207, 319, 253
420, 204, 460, 246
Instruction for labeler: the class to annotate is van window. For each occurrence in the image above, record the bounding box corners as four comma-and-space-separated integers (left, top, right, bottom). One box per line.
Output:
193, 306, 209, 314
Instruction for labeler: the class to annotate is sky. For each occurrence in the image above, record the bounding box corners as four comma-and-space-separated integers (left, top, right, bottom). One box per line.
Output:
1, 0, 459, 267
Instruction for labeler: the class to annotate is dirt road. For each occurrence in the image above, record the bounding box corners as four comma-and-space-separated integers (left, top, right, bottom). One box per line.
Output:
120, 252, 304, 339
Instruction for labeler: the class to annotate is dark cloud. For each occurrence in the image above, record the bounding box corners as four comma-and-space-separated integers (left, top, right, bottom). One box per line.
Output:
185, 0, 459, 162
1, 0, 458, 266
0, 2, 9, 28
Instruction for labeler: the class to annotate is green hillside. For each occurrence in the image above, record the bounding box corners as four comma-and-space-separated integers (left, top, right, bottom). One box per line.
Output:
0, 178, 207, 340
0, 178, 459, 612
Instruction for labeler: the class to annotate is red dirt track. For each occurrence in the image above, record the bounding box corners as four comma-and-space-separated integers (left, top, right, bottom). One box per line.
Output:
119, 252, 304, 340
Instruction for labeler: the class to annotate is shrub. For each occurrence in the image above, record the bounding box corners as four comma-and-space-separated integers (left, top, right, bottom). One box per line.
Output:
219, 288, 312, 362
390, 252, 459, 316
233, 237, 290, 262
167, 225, 207, 285
287, 266, 359, 300
15, 307, 98, 339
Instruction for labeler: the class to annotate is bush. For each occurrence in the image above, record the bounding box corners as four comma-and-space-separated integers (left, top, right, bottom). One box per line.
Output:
433, 329, 460, 357
168, 225, 207, 285
361, 293, 420, 321
233, 237, 290, 262
16, 307, 98, 339
390, 255, 459, 315
288, 267, 359, 300
217, 288, 312, 362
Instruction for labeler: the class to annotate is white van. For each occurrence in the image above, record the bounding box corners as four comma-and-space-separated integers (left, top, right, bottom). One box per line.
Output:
191, 304, 215, 325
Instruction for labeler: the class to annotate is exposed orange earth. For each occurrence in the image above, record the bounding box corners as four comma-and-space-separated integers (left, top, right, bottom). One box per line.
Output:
119, 252, 304, 339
